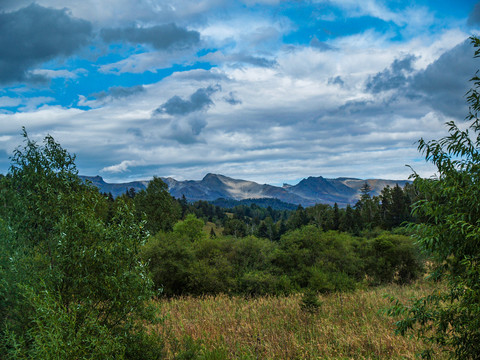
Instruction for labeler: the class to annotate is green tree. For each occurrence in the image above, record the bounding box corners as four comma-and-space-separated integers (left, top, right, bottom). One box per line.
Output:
306, 203, 331, 230
389, 37, 480, 359
141, 232, 194, 296
339, 204, 356, 233
363, 233, 423, 285
0, 130, 162, 359
173, 213, 206, 242
332, 202, 340, 230
380, 184, 410, 229
135, 176, 181, 234
355, 183, 382, 229
223, 218, 247, 238
287, 204, 309, 230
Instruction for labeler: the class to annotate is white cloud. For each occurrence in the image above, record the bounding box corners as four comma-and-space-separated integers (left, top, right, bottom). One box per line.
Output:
99, 49, 197, 74
101, 160, 138, 173
0, 96, 22, 107
29, 68, 86, 79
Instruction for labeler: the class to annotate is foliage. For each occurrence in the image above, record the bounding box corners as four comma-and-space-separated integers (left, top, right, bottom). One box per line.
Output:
144, 216, 423, 298
0, 130, 162, 359
222, 218, 247, 238
388, 36, 480, 359
380, 184, 412, 229
363, 233, 424, 285
135, 176, 181, 234
211, 197, 298, 211
173, 213, 206, 242
142, 231, 194, 296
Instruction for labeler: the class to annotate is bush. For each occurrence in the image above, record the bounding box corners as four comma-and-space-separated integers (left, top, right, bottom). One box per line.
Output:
0, 131, 162, 359
364, 233, 424, 285
142, 232, 194, 296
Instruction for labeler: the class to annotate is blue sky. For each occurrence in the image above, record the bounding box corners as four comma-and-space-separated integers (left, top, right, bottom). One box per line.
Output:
1, 0, 480, 185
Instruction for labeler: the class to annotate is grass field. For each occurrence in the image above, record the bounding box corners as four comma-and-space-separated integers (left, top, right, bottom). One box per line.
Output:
154, 281, 446, 359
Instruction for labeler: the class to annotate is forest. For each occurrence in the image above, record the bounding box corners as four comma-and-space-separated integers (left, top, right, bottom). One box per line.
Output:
1, 36, 480, 360
112, 176, 423, 297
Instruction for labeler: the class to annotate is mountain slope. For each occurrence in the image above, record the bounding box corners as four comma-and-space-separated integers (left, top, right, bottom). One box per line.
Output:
81, 174, 410, 206
79, 175, 149, 198
167, 173, 309, 204
285, 176, 357, 206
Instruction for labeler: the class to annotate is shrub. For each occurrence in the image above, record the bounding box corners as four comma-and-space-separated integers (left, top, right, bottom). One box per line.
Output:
0, 131, 162, 359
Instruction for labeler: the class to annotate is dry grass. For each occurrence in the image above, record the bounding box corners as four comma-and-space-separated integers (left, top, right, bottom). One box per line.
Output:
154, 281, 446, 359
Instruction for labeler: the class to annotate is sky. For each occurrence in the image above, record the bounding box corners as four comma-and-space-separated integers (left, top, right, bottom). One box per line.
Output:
1, 0, 480, 185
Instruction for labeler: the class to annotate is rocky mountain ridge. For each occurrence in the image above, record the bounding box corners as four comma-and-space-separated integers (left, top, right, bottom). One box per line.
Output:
81, 173, 410, 206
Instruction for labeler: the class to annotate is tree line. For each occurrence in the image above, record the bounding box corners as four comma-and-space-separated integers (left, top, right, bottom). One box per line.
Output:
102, 177, 416, 242
87, 174, 423, 298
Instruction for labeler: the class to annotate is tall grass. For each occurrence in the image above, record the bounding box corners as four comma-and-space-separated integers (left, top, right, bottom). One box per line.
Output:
154, 281, 446, 359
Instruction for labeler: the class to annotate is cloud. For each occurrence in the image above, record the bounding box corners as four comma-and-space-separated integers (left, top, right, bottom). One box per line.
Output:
328, 76, 344, 87
47, 0, 227, 27
0, 4, 92, 84
167, 116, 208, 144
92, 85, 146, 100
365, 54, 417, 93
100, 23, 200, 50
200, 51, 277, 68
410, 39, 478, 118
154, 85, 220, 115
29, 69, 85, 80
0, 0, 475, 185
0, 96, 22, 107
224, 91, 242, 105
169, 68, 230, 82
362, 39, 479, 119
98, 49, 196, 74
101, 160, 137, 173
323, 0, 429, 28
310, 36, 334, 51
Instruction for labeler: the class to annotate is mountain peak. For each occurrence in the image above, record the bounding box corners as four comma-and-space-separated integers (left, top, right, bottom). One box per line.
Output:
81, 173, 410, 207
80, 175, 105, 184
203, 173, 227, 180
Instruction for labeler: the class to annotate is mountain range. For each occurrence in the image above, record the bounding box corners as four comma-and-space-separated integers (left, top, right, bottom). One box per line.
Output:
80, 174, 410, 207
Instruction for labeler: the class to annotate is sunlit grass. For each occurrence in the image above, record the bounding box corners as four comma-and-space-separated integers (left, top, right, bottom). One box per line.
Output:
154, 281, 446, 359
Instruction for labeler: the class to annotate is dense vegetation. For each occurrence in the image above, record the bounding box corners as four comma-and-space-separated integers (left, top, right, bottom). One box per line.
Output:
0, 130, 424, 359
0, 131, 163, 359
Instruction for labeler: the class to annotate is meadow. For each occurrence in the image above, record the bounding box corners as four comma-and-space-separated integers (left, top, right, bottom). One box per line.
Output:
157, 280, 446, 359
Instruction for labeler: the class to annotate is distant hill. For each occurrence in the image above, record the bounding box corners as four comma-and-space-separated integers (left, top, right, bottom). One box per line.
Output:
81, 173, 410, 207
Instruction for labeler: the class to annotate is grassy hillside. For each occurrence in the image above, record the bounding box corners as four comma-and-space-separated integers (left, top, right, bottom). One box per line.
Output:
154, 280, 446, 359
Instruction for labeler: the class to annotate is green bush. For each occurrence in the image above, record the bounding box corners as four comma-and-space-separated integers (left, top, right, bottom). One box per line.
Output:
363, 233, 423, 285
173, 214, 206, 242
142, 232, 194, 296
0, 131, 163, 359
308, 266, 356, 294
